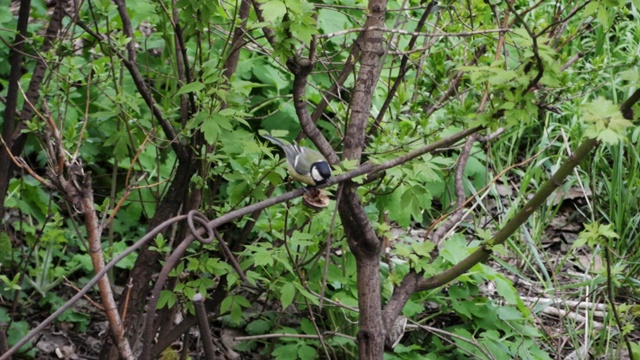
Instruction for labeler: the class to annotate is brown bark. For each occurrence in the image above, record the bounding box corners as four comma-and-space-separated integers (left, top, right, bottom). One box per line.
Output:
99, 159, 195, 359
337, 1, 388, 358
1, 0, 64, 223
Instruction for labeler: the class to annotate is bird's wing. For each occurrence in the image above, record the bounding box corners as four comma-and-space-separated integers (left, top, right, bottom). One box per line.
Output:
290, 145, 311, 175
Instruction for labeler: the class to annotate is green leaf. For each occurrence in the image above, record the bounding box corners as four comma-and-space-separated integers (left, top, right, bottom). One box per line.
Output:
598, 224, 619, 239
235, 295, 252, 308
501, 101, 515, 110
176, 81, 204, 95
0, 273, 22, 291
494, 275, 518, 304
300, 318, 316, 335
272, 344, 298, 360
298, 344, 318, 360
411, 241, 435, 258
280, 282, 296, 308
230, 301, 244, 325
618, 68, 639, 84
402, 298, 425, 317
601, 0, 624, 6
284, 0, 313, 15
5, 320, 33, 355
597, 4, 611, 28
221, 295, 251, 325
0, 232, 11, 261
291, 21, 318, 44
582, 97, 631, 144
157, 290, 176, 309
318, 8, 350, 35
220, 295, 233, 314
584, 1, 600, 16
201, 115, 224, 144
441, 234, 474, 264
246, 319, 272, 335
260, 0, 287, 22
488, 69, 518, 85
574, 222, 618, 248
631, 341, 640, 359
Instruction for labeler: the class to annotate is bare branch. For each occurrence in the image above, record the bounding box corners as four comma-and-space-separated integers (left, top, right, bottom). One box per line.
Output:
316, 27, 510, 39
431, 134, 477, 246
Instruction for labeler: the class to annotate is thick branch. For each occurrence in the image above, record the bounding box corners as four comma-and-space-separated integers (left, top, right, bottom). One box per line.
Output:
0, 0, 30, 220
621, 88, 640, 120
342, 4, 386, 162
77, 173, 134, 360
0, 123, 476, 359
369, 1, 439, 137
0, 214, 186, 360
337, 1, 388, 358
287, 57, 339, 164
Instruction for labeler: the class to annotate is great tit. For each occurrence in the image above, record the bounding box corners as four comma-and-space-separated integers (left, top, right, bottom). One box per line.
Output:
261, 134, 332, 186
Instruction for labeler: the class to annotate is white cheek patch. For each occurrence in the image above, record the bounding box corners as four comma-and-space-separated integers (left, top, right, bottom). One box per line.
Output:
311, 166, 322, 182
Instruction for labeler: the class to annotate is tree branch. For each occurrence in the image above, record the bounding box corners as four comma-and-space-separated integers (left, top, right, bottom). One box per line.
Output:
287, 57, 339, 164
112, 0, 188, 161
383, 137, 598, 328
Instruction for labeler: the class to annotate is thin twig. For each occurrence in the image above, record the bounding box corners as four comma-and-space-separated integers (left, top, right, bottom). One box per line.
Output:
63, 277, 104, 311
316, 27, 510, 39
432, 134, 477, 245
234, 332, 356, 342
319, 187, 344, 310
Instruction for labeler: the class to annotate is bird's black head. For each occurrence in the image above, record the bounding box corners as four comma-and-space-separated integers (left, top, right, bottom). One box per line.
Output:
310, 161, 332, 185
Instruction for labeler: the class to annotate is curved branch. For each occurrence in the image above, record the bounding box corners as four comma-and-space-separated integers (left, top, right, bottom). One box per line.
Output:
0, 213, 186, 360
383, 137, 599, 328
141, 127, 479, 357
419, 138, 597, 288
287, 57, 339, 164
0, 124, 477, 360
431, 134, 478, 245
308, 41, 360, 125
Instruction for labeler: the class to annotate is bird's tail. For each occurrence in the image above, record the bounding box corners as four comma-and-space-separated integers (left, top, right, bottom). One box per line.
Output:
261, 134, 287, 148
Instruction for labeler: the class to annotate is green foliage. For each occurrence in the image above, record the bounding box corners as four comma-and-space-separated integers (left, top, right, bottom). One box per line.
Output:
258, 0, 318, 60
583, 99, 633, 144
0, 309, 34, 357
272, 338, 318, 360
2, 0, 640, 358
220, 295, 252, 325
573, 222, 619, 248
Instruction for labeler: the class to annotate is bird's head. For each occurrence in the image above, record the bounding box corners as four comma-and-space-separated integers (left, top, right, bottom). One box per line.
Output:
310, 161, 332, 185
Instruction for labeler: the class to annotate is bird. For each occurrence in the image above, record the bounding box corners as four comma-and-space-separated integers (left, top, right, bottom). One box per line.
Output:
261, 134, 332, 187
